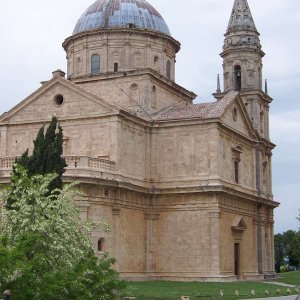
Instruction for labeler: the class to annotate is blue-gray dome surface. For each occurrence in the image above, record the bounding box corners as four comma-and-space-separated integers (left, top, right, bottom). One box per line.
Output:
73, 0, 171, 36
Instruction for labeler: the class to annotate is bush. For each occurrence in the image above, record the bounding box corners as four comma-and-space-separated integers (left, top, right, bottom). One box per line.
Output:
0, 166, 124, 299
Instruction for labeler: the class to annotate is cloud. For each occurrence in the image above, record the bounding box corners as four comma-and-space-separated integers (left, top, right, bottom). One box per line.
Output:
270, 109, 300, 232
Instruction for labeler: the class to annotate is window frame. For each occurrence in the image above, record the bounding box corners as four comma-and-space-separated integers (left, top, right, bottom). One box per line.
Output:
91, 54, 100, 75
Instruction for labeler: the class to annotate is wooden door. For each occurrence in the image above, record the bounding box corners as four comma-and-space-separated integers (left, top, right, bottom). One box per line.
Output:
234, 243, 240, 276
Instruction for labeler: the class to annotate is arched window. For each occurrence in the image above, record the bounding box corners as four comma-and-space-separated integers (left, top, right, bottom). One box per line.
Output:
91, 54, 100, 75
234, 65, 241, 91
166, 60, 171, 79
97, 238, 104, 252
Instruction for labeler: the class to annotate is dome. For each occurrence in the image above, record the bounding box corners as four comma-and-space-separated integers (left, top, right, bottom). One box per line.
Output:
73, 0, 171, 36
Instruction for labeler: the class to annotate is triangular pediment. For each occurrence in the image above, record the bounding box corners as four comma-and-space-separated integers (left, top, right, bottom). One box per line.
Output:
220, 93, 257, 139
0, 76, 119, 124
232, 216, 247, 231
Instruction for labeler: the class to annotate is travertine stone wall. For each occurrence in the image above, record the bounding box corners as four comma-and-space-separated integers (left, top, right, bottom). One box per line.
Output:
117, 119, 149, 180
219, 209, 258, 276
74, 72, 193, 115
9, 83, 113, 123
1, 109, 262, 194
2, 117, 119, 162
151, 124, 217, 185
218, 132, 255, 189
221, 103, 251, 137
242, 93, 270, 141
64, 30, 178, 82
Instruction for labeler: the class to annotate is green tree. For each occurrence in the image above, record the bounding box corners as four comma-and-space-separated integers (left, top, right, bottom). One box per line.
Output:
6, 116, 66, 209
283, 230, 300, 267
274, 233, 284, 273
25, 116, 66, 189
274, 230, 300, 272
0, 165, 123, 299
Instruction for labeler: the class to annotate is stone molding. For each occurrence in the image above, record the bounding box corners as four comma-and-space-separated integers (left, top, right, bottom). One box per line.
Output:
63, 28, 181, 53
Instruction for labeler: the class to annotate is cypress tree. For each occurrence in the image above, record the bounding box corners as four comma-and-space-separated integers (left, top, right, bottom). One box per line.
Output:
28, 126, 45, 175
17, 149, 30, 170
42, 117, 66, 190
7, 116, 67, 208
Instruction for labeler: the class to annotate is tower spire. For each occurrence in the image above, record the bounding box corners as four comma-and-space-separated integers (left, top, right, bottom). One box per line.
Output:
227, 0, 257, 33
221, 0, 264, 93
223, 0, 262, 52
265, 79, 268, 95
216, 74, 221, 93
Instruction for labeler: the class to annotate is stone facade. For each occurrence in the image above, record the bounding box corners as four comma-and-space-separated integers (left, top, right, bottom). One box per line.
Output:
0, 0, 278, 281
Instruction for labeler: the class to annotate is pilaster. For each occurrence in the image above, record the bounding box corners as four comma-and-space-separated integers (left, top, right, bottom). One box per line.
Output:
210, 209, 221, 275
144, 210, 160, 274
0, 126, 8, 157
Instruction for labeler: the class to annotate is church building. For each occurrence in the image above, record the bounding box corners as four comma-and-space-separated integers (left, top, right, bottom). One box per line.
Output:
0, 0, 278, 280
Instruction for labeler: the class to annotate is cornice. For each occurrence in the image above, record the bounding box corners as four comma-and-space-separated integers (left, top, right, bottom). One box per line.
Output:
62, 28, 181, 53
240, 89, 273, 103
220, 47, 265, 59
72, 68, 197, 101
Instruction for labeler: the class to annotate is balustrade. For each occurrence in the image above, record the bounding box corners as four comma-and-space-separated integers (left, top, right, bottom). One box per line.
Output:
0, 155, 115, 172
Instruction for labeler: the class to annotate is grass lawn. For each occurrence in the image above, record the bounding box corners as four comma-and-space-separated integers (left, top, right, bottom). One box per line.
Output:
124, 280, 298, 300
274, 270, 300, 286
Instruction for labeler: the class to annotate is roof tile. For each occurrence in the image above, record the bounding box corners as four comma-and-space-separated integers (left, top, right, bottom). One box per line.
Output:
154, 91, 238, 121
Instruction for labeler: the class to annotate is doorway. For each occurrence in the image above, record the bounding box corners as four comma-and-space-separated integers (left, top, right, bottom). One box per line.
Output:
234, 243, 240, 276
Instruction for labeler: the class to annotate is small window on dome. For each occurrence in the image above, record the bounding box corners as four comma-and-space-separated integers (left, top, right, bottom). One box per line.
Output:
166, 60, 171, 79
127, 23, 136, 29
91, 54, 100, 75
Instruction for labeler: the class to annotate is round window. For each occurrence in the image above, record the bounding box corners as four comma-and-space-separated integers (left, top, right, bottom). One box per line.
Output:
130, 83, 138, 90
53, 94, 64, 106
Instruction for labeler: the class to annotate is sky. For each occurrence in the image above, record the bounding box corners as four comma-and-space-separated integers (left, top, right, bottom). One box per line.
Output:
0, 0, 299, 233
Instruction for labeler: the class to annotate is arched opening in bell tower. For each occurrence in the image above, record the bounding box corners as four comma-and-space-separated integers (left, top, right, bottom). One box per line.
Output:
234, 65, 242, 91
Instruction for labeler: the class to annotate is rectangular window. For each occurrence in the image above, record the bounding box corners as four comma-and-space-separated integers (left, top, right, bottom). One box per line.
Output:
234, 160, 239, 184
114, 62, 118, 73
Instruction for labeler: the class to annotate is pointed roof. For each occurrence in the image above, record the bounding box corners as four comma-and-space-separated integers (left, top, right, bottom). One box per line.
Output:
154, 91, 238, 121
227, 0, 257, 33
0, 75, 120, 123
153, 91, 258, 139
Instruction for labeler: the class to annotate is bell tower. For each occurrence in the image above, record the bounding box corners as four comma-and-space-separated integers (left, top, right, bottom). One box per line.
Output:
220, 0, 272, 142
221, 0, 263, 92
219, 0, 276, 277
